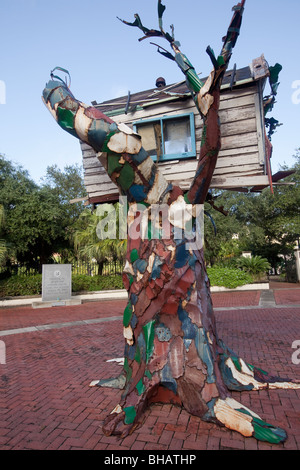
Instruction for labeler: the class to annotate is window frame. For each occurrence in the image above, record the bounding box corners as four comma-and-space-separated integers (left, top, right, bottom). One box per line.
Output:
133, 112, 196, 162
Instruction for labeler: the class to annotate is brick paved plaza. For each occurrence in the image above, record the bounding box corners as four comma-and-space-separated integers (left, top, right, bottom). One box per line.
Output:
0, 285, 299, 451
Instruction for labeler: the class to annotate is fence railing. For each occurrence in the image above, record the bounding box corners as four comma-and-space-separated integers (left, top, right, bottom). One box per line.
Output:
0, 260, 124, 277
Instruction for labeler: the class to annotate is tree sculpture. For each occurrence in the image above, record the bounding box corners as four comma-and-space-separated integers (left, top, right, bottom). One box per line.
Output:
42, 0, 300, 443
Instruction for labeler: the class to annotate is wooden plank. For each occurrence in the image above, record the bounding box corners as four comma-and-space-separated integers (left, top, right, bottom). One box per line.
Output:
196, 132, 259, 152
219, 93, 255, 111
80, 142, 93, 151
211, 174, 269, 188
112, 88, 257, 126
84, 173, 112, 185
160, 160, 197, 174
84, 182, 118, 193
218, 145, 259, 157
196, 121, 258, 140
83, 157, 102, 169
88, 193, 120, 203
254, 83, 266, 165
82, 148, 98, 158
220, 118, 257, 137
84, 168, 108, 176
219, 105, 256, 125
160, 166, 263, 185
216, 153, 260, 168
213, 165, 263, 176
221, 132, 258, 150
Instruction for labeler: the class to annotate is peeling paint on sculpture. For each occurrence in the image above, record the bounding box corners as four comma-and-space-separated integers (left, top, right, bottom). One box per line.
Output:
42, 0, 300, 444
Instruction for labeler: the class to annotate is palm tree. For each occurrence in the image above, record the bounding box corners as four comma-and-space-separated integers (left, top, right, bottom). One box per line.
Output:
74, 207, 126, 275
235, 255, 271, 280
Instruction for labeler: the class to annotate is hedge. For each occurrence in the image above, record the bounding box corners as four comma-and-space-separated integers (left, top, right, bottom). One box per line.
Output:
0, 274, 123, 298
0, 267, 254, 298
207, 267, 253, 289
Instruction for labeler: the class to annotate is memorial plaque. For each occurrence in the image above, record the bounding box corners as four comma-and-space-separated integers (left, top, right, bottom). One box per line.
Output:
42, 264, 72, 303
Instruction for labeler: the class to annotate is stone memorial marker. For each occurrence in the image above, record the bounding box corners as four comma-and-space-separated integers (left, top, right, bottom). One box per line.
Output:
42, 264, 72, 305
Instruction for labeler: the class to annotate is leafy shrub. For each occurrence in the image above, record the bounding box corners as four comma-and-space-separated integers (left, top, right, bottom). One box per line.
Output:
1, 265, 257, 297
235, 255, 270, 279
0, 274, 42, 297
72, 274, 123, 292
207, 267, 253, 289
0, 274, 124, 298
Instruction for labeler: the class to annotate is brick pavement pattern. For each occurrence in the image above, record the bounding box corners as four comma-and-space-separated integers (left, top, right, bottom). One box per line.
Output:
273, 288, 300, 306
0, 290, 300, 451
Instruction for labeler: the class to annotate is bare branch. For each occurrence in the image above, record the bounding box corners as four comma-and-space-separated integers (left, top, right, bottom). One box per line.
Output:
117, 1, 174, 44
116, 14, 149, 34
150, 42, 175, 62
220, 0, 246, 63
157, 0, 166, 32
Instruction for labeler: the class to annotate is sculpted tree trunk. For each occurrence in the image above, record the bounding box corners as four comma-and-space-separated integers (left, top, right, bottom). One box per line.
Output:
43, 0, 300, 443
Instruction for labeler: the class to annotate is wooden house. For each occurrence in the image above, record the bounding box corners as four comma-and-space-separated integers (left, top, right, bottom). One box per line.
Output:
79, 55, 290, 205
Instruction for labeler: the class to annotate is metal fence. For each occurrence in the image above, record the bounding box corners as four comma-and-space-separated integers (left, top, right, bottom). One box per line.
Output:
0, 260, 124, 277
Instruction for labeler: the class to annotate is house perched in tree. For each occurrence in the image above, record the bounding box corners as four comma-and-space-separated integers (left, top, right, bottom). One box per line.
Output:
80, 54, 290, 206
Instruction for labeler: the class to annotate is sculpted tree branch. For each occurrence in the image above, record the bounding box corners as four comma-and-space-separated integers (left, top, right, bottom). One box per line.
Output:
42, 0, 300, 442
119, 0, 245, 204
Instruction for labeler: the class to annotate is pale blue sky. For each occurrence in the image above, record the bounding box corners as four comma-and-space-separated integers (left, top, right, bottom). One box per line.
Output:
1, 0, 299, 183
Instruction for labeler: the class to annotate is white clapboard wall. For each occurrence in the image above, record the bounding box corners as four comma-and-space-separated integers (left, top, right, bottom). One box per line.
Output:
81, 67, 269, 204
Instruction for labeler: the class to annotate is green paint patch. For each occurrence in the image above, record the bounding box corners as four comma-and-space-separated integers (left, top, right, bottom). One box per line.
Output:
102, 131, 118, 153
238, 409, 286, 443
252, 421, 286, 444
217, 55, 225, 67
123, 301, 133, 327
134, 345, 141, 364
136, 379, 145, 396
108, 154, 123, 176
124, 357, 132, 382
143, 320, 155, 364
124, 406, 136, 425
130, 249, 139, 263
231, 356, 242, 372
255, 366, 268, 376
184, 192, 191, 204
57, 107, 76, 135
201, 124, 207, 147
117, 163, 135, 191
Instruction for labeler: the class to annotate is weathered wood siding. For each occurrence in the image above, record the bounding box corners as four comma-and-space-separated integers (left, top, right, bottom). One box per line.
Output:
81, 81, 268, 203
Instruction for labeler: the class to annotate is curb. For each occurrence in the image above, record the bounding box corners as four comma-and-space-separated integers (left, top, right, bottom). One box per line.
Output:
0, 289, 128, 308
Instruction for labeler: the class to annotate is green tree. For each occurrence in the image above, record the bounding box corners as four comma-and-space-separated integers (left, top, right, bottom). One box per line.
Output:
41, 163, 87, 225
41, 163, 88, 263
0, 155, 88, 271
205, 153, 300, 273
74, 205, 126, 275
0, 204, 7, 266
204, 192, 248, 266
234, 154, 299, 271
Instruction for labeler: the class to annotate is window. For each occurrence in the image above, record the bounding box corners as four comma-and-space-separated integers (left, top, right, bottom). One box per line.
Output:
133, 113, 196, 162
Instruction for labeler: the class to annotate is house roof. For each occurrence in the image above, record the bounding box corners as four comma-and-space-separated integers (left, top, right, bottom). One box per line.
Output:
91, 63, 260, 117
